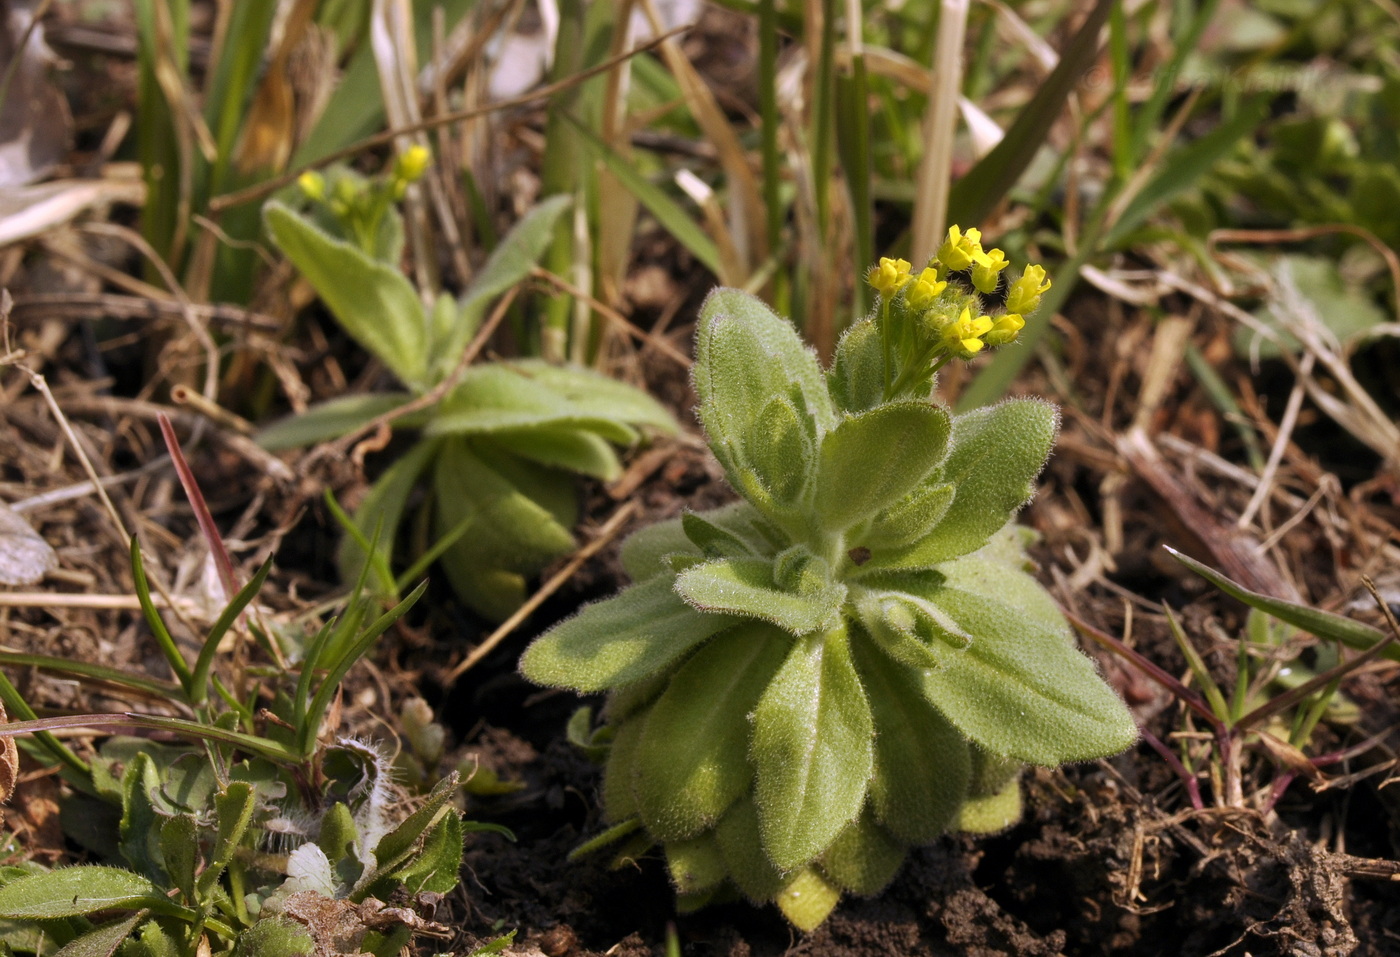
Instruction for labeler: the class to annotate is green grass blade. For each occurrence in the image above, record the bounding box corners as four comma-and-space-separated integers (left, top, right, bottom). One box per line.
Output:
130, 537, 193, 690
297, 582, 427, 756
1167, 547, 1400, 662
189, 555, 274, 707
1164, 605, 1231, 725
562, 112, 724, 277
1105, 96, 1268, 248
946, 0, 1114, 228
0, 671, 88, 776
0, 653, 178, 700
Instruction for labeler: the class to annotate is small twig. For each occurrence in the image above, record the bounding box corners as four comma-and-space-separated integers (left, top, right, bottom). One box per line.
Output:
444, 500, 639, 685
0, 592, 202, 611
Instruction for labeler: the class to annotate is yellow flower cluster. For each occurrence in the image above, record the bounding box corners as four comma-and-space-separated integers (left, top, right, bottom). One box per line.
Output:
865, 225, 1049, 363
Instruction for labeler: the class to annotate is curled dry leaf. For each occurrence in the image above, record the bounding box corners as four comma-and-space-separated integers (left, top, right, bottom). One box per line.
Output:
0, 501, 56, 586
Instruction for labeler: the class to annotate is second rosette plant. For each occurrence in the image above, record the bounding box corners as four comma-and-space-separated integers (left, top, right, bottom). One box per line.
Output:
522, 229, 1137, 929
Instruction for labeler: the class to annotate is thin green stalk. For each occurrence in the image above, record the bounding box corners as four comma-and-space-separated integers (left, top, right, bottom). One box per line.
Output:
0, 671, 89, 776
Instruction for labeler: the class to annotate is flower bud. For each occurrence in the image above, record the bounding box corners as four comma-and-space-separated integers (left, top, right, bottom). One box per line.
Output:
297, 170, 326, 201
971, 248, 1010, 294
1006, 264, 1051, 316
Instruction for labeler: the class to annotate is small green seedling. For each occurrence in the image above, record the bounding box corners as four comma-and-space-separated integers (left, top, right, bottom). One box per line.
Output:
0, 423, 468, 956
1078, 550, 1396, 813
259, 152, 676, 619
522, 229, 1137, 929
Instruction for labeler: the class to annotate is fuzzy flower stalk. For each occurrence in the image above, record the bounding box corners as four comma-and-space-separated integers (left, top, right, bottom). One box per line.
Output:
522, 227, 1133, 930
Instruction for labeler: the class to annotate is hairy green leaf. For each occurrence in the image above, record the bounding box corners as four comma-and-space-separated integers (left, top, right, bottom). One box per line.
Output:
0, 867, 182, 919
850, 634, 970, 843
814, 403, 950, 531
265, 203, 429, 389
621, 502, 777, 582
714, 795, 788, 903
489, 427, 622, 480
51, 912, 145, 957
911, 556, 1137, 764
602, 718, 645, 822
878, 399, 1056, 568
827, 318, 885, 414
675, 557, 845, 636
635, 623, 790, 840
818, 812, 906, 896
695, 288, 833, 483
256, 393, 414, 451
439, 195, 573, 371
665, 834, 729, 897
751, 625, 874, 871
521, 576, 740, 692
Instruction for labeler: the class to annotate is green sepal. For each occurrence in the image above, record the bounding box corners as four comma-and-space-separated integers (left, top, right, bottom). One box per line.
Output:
634, 623, 790, 841
521, 575, 739, 692
814, 403, 951, 531
818, 812, 907, 896
895, 399, 1057, 567
751, 625, 874, 872
675, 557, 845, 636
828, 317, 885, 414
714, 796, 788, 903
665, 834, 729, 896
909, 554, 1137, 764
694, 288, 833, 482
850, 633, 970, 843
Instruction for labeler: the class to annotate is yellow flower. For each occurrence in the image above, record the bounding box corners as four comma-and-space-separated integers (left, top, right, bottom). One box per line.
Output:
971, 248, 1010, 294
1006, 264, 1052, 315
297, 170, 326, 201
935, 225, 984, 272
905, 267, 948, 310
868, 257, 913, 297
983, 312, 1025, 347
942, 306, 994, 356
395, 145, 432, 183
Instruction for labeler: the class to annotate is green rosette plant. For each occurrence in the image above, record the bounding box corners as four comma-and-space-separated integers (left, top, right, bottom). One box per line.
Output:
521, 228, 1138, 929
257, 151, 676, 620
